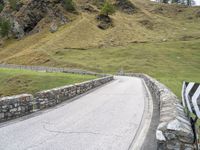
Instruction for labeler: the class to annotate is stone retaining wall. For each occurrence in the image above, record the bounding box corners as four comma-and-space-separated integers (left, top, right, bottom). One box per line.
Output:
0, 64, 103, 76
0, 76, 113, 122
119, 73, 195, 150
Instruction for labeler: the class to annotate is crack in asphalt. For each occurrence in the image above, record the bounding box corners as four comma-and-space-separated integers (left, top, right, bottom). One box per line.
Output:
43, 124, 123, 138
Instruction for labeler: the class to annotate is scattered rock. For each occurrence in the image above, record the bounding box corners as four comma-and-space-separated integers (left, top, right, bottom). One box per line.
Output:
81, 4, 97, 13
162, 38, 167, 42
177, 9, 183, 12
180, 35, 194, 41
49, 21, 58, 33
96, 14, 112, 30
156, 130, 166, 141
12, 19, 25, 38
187, 16, 193, 20
115, 0, 137, 14
139, 19, 153, 30
152, 6, 164, 14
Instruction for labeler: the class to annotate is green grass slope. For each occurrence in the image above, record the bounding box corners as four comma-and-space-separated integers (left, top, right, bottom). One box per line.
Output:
0, 68, 96, 97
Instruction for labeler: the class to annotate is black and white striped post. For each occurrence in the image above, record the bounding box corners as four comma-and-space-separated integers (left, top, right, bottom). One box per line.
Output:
182, 81, 200, 148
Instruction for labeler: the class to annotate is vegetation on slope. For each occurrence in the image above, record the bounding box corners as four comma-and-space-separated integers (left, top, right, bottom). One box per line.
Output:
0, 68, 96, 97
51, 39, 200, 98
0, 0, 199, 98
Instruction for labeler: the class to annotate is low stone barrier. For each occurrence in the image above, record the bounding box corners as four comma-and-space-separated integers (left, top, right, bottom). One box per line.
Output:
119, 73, 194, 150
0, 94, 34, 121
0, 76, 113, 122
0, 64, 103, 76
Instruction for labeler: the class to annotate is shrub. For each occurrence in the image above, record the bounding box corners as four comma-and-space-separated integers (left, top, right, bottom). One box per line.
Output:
0, 4, 4, 12
101, 1, 115, 16
63, 0, 75, 12
0, 18, 11, 37
9, 0, 19, 10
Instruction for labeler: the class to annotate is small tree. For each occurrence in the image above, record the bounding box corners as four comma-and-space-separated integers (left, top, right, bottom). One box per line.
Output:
0, 18, 11, 37
63, 0, 75, 12
101, 1, 115, 16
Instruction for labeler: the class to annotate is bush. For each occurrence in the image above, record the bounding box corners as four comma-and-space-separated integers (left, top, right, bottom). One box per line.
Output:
0, 4, 4, 12
0, 18, 11, 37
9, 0, 19, 10
101, 1, 115, 16
63, 0, 75, 12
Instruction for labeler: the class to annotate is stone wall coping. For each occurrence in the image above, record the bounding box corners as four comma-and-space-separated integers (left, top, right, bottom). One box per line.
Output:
0, 94, 33, 102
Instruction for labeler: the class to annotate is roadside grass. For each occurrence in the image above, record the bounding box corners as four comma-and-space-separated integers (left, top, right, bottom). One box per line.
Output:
0, 68, 96, 97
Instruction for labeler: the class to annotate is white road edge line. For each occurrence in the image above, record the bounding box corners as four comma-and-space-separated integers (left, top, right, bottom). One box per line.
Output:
128, 78, 154, 150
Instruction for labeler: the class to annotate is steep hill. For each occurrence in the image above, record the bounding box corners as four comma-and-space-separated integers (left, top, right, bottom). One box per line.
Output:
0, 0, 199, 65
0, 0, 199, 97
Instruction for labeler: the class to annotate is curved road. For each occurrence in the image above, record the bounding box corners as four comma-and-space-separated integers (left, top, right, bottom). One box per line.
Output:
0, 76, 152, 150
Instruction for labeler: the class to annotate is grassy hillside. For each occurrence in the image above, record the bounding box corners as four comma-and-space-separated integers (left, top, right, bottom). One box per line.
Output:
0, 0, 199, 97
50, 39, 200, 97
0, 68, 96, 97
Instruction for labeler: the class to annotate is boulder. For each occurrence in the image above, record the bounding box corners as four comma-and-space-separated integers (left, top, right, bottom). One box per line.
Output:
49, 21, 58, 33
96, 14, 112, 30
115, 0, 137, 14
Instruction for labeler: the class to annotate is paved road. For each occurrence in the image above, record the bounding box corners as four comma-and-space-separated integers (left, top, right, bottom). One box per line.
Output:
0, 76, 151, 150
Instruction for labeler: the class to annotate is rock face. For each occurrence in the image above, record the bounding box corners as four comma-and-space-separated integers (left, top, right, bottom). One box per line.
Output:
115, 0, 137, 14
96, 14, 112, 30
0, 0, 69, 38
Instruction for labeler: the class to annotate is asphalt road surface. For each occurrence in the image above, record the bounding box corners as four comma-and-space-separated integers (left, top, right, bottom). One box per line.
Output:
0, 76, 152, 150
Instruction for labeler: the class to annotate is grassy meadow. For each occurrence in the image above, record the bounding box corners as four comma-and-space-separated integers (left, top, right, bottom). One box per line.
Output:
0, 68, 96, 97
48, 39, 200, 98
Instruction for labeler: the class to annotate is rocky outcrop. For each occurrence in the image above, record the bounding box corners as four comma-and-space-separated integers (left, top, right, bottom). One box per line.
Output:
0, 0, 70, 38
115, 0, 137, 14
139, 19, 154, 30
96, 14, 113, 30
0, 76, 113, 122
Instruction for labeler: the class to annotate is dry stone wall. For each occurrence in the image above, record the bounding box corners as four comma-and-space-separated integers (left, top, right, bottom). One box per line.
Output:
0, 76, 113, 122
0, 64, 103, 76
119, 73, 195, 150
